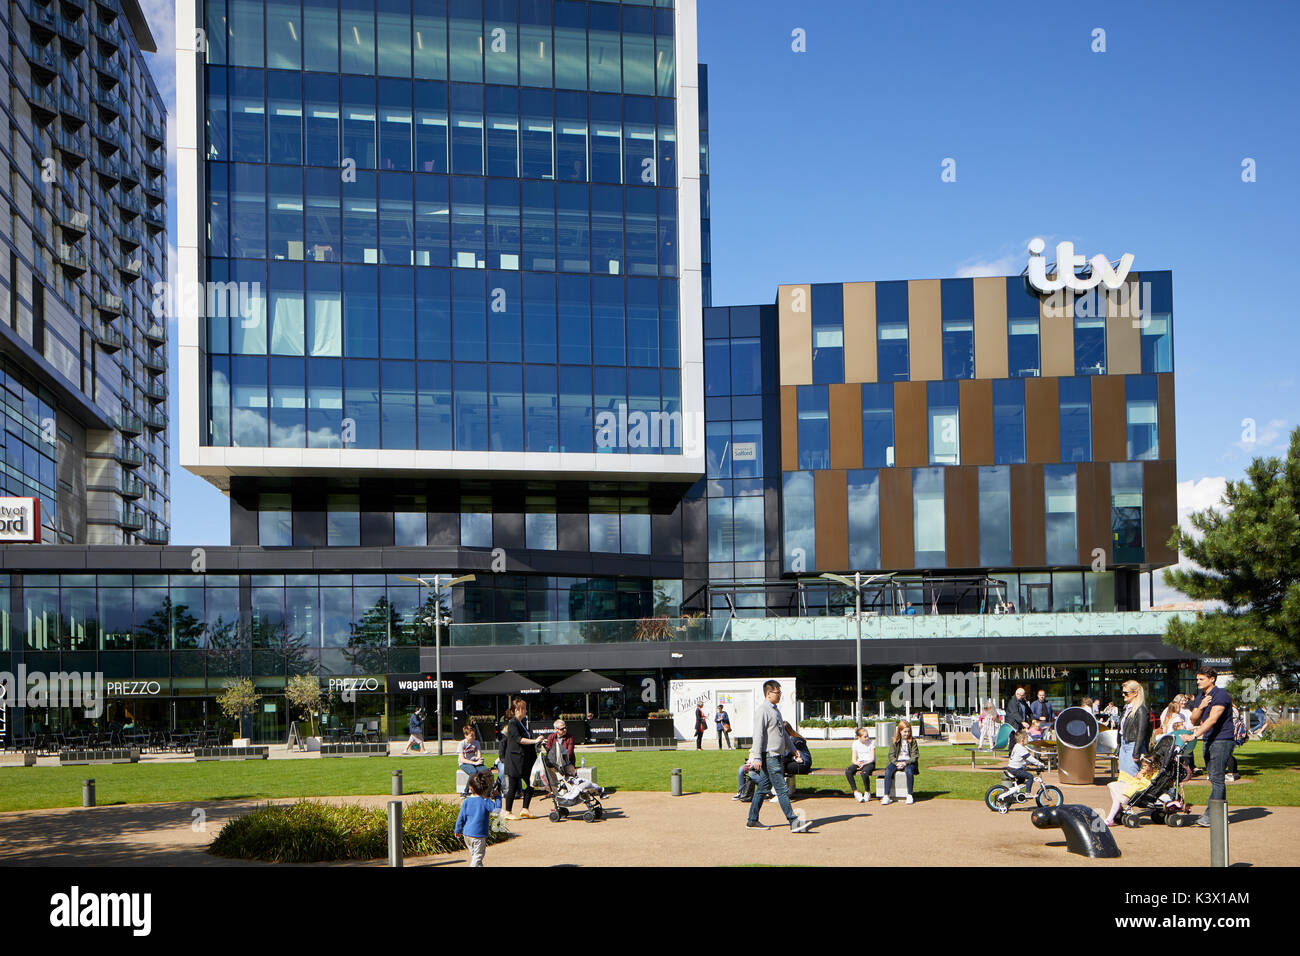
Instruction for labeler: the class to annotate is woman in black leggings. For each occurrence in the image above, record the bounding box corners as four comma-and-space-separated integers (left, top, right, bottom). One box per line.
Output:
502, 697, 544, 819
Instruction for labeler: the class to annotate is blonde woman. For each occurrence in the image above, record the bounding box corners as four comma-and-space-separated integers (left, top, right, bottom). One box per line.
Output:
1117, 681, 1150, 777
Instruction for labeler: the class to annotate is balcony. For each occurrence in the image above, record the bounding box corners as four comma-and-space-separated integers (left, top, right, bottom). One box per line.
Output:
113, 442, 144, 468
58, 242, 89, 274
118, 508, 145, 531
142, 348, 165, 373
91, 16, 119, 49
142, 179, 164, 203
92, 86, 123, 119
21, 38, 59, 81
143, 380, 166, 403
142, 119, 164, 149
115, 191, 141, 216
143, 322, 166, 345
143, 148, 165, 176
58, 206, 90, 239
144, 206, 165, 233
21, 0, 57, 37
55, 129, 88, 164
117, 254, 142, 279
90, 51, 124, 87
120, 161, 141, 189
140, 526, 169, 545
143, 407, 166, 432
93, 124, 128, 155
116, 221, 143, 250
60, 91, 88, 126
26, 80, 59, 120
95, 290, 125, 317
442, 610, 1199, 648
91, 149, 121, 183
118, 475, 144, 499
117, 410, 143, 436
95, 0, 120, 21
96, 322, 124, 351
58, 14, 89, 53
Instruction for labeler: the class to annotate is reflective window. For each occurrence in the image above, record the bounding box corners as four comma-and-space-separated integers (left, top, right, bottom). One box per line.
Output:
1126, 375, 1159, 461
876, 281, 909, 382
1074, 295, 1106, 375
1059, 377, 1091, 462
327, 494, 360, 546
782, 471, 816, 572
1044, 464, 1078, 566
811, 284, 844, 384
993, 378, 1025, 465
1008, 316, 1040, 378
847, 469, 880, 570
1139, 273, 1173, 373
927, 381, 959, 465
1111, 462, 1144, 564
796, 386, 830, 470
258, 493, 293, 547
940, 278, 973, 380
861, 383, 894, 468
461, 496, 493, 547
913, 467, 946, 568
978, 466, 1011, 567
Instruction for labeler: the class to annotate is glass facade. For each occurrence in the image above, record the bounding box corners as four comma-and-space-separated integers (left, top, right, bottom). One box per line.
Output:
1044, 463, 1078, 566
1059, 376, 1091, 462
202, 0, 685, 455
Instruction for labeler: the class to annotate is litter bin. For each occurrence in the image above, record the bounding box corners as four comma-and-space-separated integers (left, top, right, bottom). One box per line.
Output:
874, 721, 896, 753
1055, 707, 1099, 786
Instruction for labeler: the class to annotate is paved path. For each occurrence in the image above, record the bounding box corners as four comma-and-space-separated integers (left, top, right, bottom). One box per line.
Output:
2, 789, 1296, 867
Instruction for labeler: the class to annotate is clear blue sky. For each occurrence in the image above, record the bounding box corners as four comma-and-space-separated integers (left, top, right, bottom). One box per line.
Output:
164, 0, 1300, 546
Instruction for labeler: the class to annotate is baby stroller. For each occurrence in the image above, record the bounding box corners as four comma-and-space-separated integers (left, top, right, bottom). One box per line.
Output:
537, 748, 606, 823
1117, 734, 1195, 828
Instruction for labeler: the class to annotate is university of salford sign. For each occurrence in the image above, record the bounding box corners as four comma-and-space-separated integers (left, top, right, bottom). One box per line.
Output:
0, 497, 40, 543
1026, 238, 1134, 294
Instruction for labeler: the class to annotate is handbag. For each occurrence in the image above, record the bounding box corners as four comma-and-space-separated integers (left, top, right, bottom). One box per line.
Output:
723, 722, 731, 733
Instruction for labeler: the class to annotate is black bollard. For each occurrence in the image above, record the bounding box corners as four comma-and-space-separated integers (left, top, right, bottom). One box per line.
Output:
1031, 804, 1121, 858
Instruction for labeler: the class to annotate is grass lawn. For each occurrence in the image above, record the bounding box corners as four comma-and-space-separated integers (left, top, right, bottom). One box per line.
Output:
2, 742, 1296, 813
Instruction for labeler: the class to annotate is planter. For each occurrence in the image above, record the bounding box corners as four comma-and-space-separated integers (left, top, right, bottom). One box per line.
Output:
829, 727, 858, 739
565, 720, 588, 744
798, 726, 828, 740
305, 737, 322, 752
232, 738, 250, 747
646, 718, 675, 740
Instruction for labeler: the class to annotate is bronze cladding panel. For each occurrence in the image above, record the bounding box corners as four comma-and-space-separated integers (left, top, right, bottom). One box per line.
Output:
945, 466, 980, 569
1010, 464, 1045, 566
959, 378, 994, 465
780, 386, 798, 472
843, 282, 877, 383
1158, 373, 1176, 461
1025, 377, 1060, 464
1144, 459, 1179, 567
1076, 461, 1112, 567
1040, 290, 1075, 377
973, 277, 1009, 379
879, 467, 914, 569
829, 383, 863, 470
815, 469, 849, 572
1091, 374, 1127, 462
907, 279, 943, 381
1105, 274, 1143, 376
893, 381, 929, 467
778, 284, 812, 385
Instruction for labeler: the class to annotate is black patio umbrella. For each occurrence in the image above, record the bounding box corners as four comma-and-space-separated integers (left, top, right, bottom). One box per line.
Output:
467, 670, 546, 697
548, 669, 625, 717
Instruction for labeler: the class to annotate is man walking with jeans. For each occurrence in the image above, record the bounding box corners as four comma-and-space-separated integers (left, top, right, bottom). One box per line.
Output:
1189, 667, 1234, 827
745, 680, 811, 833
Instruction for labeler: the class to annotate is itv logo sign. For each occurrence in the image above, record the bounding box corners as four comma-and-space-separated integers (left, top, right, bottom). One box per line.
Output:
1026, 238, 1134, 294
0, 497, 40, 543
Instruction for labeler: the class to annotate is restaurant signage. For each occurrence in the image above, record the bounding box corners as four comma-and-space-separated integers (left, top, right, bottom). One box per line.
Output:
587, 719, 616, 740
617, 720, 648, 738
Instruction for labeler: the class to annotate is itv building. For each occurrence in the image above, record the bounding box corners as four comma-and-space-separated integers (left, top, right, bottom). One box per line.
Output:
0, 0, 1195, 743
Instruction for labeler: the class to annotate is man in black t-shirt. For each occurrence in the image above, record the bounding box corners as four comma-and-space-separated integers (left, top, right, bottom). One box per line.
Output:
1189, 668, 1235, 827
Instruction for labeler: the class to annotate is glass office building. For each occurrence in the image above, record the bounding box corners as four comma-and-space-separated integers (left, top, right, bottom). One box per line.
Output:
0, 0, 169, 545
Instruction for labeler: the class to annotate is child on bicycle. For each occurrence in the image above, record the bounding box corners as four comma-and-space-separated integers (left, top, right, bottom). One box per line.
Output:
1007, 729, 1046, 792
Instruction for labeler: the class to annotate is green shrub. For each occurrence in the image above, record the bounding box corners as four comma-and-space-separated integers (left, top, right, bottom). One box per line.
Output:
209, 799, 506, 863
1263, 722, 1300, 743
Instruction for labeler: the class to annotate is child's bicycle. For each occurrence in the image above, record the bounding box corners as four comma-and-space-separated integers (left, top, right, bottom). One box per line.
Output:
984, 767, 1063, 813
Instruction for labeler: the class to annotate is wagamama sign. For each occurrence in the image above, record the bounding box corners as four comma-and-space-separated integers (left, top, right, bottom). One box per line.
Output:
1026, 238, 1134, 294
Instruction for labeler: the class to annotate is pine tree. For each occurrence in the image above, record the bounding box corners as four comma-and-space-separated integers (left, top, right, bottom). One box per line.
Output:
1163, 427, 1300, 707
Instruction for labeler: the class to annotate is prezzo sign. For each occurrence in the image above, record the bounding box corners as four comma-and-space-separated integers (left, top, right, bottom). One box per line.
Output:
104, 681, 162, 696
0, 497, 40, 543
328, 677, 383, 694
1026, 238, 1134, 294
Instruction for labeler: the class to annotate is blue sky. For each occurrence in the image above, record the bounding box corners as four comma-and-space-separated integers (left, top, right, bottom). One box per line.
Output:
153, 0, 1300, 547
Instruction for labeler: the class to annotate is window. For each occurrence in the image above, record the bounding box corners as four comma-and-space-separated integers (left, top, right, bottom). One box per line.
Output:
525, 496, 557, 550
460, 496, 493, 548
1140, 273, 1173, 373
913, 467, 946, 568
876, 281, 909, 382
782, 471, 816, 572
978, 466, 1011, 567
796, 386, 829, 470
589, 497, 620, 553
1053, 572, 1084, 613
1044, 464, 1078, 566
1008, 317, 1040, 377
1126, 375, 1159, 460
327, 494, 360, 546
861, 383, 894, 467
847, 469, 880, 569
394, 510, 427, 547
1110, 462, 1144, 564
927, 381, 959, 465
811, 284, 844, 384
1074, 296, 1106, 375
940, 278, 974, 380
992, 379, 1025, 465
258, 493, 292, 547
1059, 377, 1091, 462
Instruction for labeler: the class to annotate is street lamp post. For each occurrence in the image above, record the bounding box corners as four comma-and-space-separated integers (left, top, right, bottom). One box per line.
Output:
821, 571, 895, 728
399, 573, 476, 754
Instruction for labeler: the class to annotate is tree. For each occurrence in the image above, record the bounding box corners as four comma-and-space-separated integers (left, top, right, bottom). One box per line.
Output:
1163, 427, 1300, 708
284, 674, 322, 737
216, 678, 261, 738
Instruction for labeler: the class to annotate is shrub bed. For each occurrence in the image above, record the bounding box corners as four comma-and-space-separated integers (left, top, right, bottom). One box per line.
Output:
209, 798, 507, 863
1263, 721, 1300, 744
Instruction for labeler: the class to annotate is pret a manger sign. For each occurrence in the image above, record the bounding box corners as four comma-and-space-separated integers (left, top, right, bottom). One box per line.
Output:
1026, 238, 1134, 294
0, 497, 40, 542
